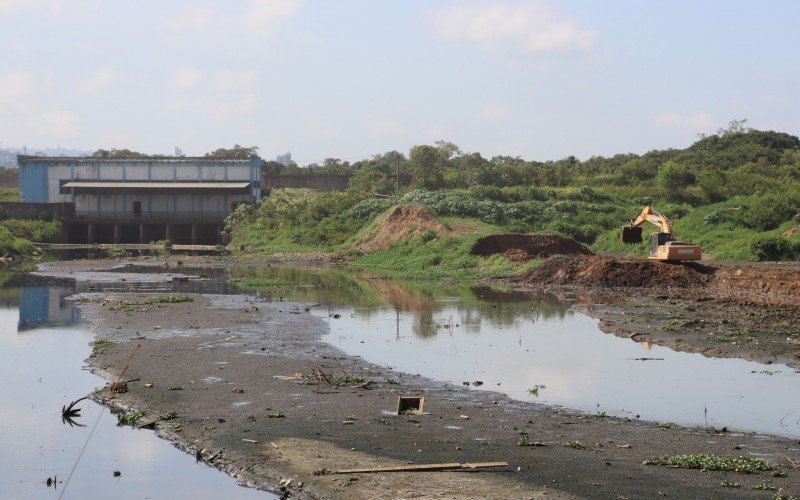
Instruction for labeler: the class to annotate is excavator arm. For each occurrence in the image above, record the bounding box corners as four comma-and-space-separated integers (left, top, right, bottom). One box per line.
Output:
621, 205, 673, 244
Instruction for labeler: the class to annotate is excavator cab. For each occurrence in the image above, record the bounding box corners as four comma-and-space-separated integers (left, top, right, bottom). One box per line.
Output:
621, 226, 643, 244
649, 232, 673, 257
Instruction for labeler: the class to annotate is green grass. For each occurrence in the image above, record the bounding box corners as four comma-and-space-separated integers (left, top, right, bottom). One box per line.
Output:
645, 454, 774, 474
92, 339, 115, 355
0, 225, 35, 257
116, 409, 144, 426
143, 294, 193, 304
229, 188, 800, 278
0, 219, 62, 242
0, 188, 19, 202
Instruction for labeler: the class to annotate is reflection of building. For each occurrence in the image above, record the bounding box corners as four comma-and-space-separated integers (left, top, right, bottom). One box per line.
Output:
17, 286, 78, 331
17, 155, 262, 244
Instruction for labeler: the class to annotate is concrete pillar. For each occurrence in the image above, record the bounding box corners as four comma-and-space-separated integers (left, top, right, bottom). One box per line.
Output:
191, 224, 198, 245
87, 223, 95, 244
139, 224, 146, 244
113, 223, 121, 244
165, 223, 172, 243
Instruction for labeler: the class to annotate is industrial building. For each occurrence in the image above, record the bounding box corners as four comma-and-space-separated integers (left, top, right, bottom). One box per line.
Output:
17, 155, 262, 244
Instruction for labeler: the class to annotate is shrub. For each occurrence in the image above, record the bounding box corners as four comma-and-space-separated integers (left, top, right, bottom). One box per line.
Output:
751, 236, 798, 261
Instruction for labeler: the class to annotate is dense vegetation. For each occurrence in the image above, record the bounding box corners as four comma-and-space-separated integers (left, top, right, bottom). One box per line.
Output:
227, 122, 800, 274
0, 225, 35, 257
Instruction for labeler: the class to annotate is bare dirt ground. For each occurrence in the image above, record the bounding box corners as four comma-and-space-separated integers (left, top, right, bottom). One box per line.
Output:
66, 283, 800, 499
508, 255, 800, 369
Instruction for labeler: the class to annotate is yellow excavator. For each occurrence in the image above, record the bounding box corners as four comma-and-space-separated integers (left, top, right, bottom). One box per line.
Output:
621, 205, 701, 261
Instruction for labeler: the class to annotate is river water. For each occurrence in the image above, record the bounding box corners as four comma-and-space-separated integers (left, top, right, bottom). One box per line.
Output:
0, 272, 274, 499
4, 257, 800, 498
230, 266, 800, 438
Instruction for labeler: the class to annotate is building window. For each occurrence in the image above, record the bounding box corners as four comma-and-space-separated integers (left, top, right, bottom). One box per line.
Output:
133, 201, 141, 217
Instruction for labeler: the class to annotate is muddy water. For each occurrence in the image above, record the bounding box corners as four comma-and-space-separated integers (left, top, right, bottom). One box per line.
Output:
0, 280, 273, 499
229, 266, 800, 438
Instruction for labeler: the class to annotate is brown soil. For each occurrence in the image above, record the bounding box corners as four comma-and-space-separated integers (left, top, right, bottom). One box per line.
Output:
77, 291, 800, 500
507, 255, 800, 368
782, 225, 800, 238
354, 205, 445, 252
513, 255, 713, 288
471, 234, 594, 262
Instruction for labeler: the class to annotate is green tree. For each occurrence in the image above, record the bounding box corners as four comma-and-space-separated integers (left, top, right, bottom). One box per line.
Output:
92, 148, 148, 158
657, 161, 695, 192
205, 145, 259, 158
347, 166, 394, 196
409, 145, 446, 189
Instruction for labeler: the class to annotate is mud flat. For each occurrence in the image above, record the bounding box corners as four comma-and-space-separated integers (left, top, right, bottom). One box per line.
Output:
508, 255, 800, 369
69, 281, 800, 498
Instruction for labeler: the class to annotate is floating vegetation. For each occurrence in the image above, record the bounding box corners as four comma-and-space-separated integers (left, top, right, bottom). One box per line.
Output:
645, 454, 774, 474
144, 294, 193, 304
116, 409, 144, 427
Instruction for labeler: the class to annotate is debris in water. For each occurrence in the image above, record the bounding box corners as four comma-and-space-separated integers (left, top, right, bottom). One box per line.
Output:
113, 470, 121, 477
61, 396, 89, 427
333, 461, 508, 474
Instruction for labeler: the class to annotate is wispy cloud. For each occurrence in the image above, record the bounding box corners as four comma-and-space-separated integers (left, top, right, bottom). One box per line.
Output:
37, 110, 81, 138
241, 0, 301, 30
80, 68, 119, 93
171, 66, 202, 90
212, 70, 256, 92
169, 93, 259, 119
432, 1, 596, 54
0, 72, 35, 106
482, 105, 507, 119
653, 112, 714, 130
368, 119, 405, 137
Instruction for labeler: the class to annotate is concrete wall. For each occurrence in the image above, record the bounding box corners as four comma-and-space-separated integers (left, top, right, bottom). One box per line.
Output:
18, 156, 262, 221
0, 170, 18, 188
0, 201, 74, 220
267, 173, 413, 191
72, 192, 248, 220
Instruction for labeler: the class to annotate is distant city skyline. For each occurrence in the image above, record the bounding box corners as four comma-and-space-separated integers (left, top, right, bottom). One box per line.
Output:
0, 1, 798, 165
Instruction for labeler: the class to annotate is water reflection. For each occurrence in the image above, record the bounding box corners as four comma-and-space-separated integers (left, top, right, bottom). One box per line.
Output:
0, 277, 274, 499
229, 266, 800, 438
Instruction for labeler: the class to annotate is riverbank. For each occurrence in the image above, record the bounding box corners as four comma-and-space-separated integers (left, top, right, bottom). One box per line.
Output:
54, 256, 800, 499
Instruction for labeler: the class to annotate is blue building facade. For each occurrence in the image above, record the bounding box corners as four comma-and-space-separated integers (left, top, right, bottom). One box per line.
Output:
17, 155, 262, 244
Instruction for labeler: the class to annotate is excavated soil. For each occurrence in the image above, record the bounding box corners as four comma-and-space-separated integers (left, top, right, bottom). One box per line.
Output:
513, 255, 713, 288
354, 205, 445, 252
508, 255, 800, 368
471, 234, 594, 262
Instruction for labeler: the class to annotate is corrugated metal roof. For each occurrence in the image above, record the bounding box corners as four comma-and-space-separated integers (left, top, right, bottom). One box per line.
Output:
18, 155, 251, 164
61, 181, 251, 189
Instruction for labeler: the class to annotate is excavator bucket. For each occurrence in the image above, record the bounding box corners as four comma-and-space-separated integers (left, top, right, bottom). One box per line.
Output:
621, 226, 643, 244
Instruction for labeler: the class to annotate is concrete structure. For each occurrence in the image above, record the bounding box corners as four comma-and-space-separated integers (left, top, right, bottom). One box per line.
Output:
266, 173, 412, 191
276, 152, 292, 166
17, 155, 261, 244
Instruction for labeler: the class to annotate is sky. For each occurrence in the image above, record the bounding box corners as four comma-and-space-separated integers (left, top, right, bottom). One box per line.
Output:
0, 0, 798, 164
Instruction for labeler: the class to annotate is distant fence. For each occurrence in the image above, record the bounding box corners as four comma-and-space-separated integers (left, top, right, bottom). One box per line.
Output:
0, 202, 75, 220
0, 170, 18, 188
266, 173, 413, 192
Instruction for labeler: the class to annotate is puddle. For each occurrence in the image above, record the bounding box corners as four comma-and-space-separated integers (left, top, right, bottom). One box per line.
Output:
0, 279, 273, 499
228, 266, 800, 438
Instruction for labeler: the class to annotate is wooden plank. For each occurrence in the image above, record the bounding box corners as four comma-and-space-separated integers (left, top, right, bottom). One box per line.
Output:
333, 461, 508, 474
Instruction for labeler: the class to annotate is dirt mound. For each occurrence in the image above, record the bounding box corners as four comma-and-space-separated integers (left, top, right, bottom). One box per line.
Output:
512, 255, 713, 288
471, 234, 594, 262
354, 205, 445, 252
782, 226, 800, 238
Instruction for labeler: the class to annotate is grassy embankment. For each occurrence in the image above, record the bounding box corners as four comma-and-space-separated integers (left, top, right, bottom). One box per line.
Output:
227, 186, 800, 281
0, 188, 64, 259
